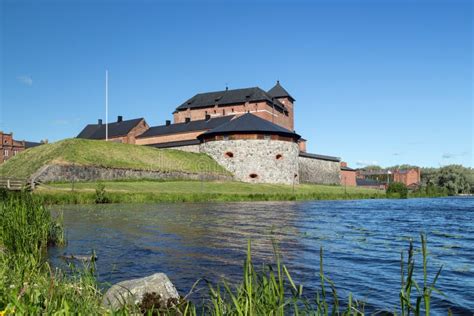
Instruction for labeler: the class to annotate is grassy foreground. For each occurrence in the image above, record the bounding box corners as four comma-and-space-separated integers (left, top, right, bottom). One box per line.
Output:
0, 138, 229, 179
0, 192, 447, 315
36, 180, 386, 204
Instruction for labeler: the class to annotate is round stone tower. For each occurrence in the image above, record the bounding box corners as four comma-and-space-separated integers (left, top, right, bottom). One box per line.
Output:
198, 113, 300, 185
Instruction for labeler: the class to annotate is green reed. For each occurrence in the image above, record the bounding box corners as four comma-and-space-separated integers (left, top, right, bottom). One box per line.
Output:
399, 234, 443, 316
0, 191, 64, 254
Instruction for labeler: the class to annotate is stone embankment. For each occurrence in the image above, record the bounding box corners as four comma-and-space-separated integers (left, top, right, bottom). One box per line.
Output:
29, 164, 232, 187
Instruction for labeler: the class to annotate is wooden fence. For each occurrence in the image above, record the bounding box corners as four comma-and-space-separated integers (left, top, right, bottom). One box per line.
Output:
0, 178, 29, 191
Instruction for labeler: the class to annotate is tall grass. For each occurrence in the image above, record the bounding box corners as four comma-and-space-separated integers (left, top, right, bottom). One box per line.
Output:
0, 192, 64, 253
0, 192, 103, 314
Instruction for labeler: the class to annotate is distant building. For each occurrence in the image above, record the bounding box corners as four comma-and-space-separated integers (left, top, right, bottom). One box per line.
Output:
340, 162, 356, 186
0, 131, 43, 165
356, 168, 421, 188
77, 116, 149, 144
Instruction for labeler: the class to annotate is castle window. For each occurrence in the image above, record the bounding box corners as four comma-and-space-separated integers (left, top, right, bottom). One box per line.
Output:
225, 151, 234, 158
249, 173, 258, 179
231, 108, 234, 112
276, 154, 283, 160
223, 109, 226, 115
4, 150, 9, 157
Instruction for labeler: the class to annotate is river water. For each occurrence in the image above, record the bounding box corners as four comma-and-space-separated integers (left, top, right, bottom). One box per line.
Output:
49, 197, 474, 315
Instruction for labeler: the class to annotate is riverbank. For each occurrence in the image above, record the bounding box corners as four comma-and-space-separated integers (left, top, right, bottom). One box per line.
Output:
34, 180, 448, 205
35, 180, 388, 204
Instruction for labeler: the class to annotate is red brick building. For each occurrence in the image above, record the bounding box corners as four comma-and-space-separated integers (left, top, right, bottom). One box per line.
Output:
0, 131, 43, 164
356, 168, 421, 188
340, 162, 356, 186
173, 81, 295, 131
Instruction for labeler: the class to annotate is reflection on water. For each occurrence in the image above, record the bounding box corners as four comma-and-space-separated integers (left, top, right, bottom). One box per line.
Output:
49, 197, 474, 315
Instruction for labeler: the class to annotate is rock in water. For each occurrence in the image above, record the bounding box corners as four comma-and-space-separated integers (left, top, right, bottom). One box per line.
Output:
102, 273, 179, 311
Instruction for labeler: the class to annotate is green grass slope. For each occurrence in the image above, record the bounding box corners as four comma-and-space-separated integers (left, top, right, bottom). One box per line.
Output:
0, 138, 229, 179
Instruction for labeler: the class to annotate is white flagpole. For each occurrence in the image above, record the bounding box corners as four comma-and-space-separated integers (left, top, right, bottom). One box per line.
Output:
105, 69, 108, 141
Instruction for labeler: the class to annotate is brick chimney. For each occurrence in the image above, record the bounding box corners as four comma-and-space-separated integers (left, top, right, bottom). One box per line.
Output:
340, 161, 348, 168
166, 120, 171, 126
98, 119, 103, 125
117, 115, 123, 122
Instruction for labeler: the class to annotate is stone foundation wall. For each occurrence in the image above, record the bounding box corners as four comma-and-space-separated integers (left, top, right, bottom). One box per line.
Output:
298, 156, 341, 185
31, 164, 232, 184
166, 145, 200, 153
200, 139, 299, 185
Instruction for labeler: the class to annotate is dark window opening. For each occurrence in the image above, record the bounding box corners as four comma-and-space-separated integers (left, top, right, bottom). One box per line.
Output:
276, 154, 283, 160
249, 173, 258, 179
225, 152, 234, 158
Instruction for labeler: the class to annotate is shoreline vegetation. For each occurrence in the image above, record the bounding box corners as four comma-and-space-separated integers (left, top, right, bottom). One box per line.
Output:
0, 192, 448, 315
33, 180, 447, 205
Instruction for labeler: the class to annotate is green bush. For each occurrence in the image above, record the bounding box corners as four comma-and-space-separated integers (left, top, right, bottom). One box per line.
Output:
386, 182, 408, 199
94, 182, 110, 204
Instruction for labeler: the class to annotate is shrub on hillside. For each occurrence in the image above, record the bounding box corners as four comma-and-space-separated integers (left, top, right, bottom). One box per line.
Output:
387, 182, 408, 199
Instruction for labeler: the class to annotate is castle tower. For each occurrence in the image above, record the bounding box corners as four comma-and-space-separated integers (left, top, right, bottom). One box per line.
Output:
267, 80, 295, 130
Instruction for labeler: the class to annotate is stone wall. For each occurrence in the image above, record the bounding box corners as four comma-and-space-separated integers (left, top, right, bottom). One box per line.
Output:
166, 145, 201, 153
298, 156, 341, 185
30, 164, 231, 184
200, 139, 299, 185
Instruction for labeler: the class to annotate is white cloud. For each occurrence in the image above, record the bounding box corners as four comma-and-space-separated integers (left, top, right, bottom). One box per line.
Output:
356, 160, 379, 167
17, 75, 33, 86
442, 151, 469, 160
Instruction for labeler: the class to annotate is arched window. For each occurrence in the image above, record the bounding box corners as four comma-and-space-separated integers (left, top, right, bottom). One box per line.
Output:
249, 173, 258, 179
276, 154, 283, 160
225, 152, 234, 158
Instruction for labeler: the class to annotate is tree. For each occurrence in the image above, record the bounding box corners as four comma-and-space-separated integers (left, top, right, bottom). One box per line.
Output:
435, 165, 471, 195
387, 182, 408, 199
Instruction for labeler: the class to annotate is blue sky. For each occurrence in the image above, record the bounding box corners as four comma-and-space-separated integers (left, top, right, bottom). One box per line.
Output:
1, 0, 472, 168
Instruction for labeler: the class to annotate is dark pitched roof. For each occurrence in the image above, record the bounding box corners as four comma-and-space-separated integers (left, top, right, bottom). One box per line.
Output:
146, 139, 201, 149
24, 141, 43, 149
267, 81, 295, 102
299, 152, 341, 162
199, 113, 300, 140
77, 118, 144, 140
137, 116, 235, 138
175, 87, 286, 112
341, 166, 356, 172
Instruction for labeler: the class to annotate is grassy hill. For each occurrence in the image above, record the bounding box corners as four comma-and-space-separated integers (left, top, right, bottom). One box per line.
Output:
0, 138, 229, 179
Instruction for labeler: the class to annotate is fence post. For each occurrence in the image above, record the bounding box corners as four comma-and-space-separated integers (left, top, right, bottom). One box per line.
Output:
7, 179, 10, 189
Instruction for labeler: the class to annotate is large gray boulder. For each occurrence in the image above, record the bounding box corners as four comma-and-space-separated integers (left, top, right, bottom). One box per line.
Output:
102, 273, 179, 311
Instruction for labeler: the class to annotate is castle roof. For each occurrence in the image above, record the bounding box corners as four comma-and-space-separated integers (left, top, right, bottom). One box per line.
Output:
24, 141, 43, 149
137, 115, 234, 138
267, 81, 295, 102
299, 152, 341, 162
199, 113, 300, 140
175, 87, 287, 112
77, 118, 144, 140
